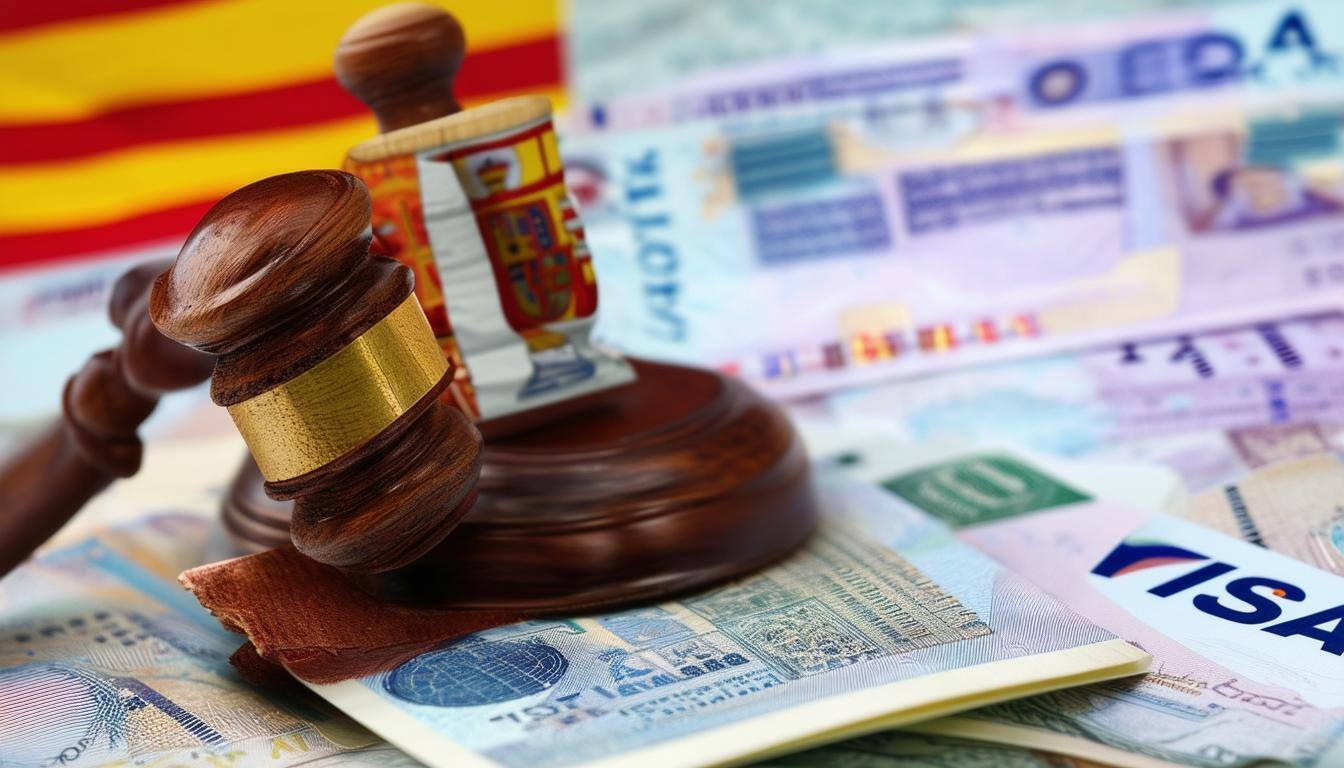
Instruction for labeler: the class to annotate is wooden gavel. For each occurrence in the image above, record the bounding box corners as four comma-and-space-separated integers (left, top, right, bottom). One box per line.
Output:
208, 2, 818, 611
147, 170, 815, 612
150, 170, 485, 575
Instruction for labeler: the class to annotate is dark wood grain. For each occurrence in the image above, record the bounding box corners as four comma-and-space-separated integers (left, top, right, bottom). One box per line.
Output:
151, 170, 483, 575
220, 456, 291, 551
222, 360, 818, 612
0, 259, 215, 576
356, 359, 818, 610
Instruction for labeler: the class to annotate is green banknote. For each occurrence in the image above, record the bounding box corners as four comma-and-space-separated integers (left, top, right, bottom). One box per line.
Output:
882, 454, 1090, 527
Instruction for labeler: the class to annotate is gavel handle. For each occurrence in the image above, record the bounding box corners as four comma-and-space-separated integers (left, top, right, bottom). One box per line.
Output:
0, 424, 120, 575
0, 259, 213, 577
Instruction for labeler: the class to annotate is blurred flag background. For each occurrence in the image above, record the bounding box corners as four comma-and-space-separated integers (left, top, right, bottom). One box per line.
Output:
0, 0, 563, 271
0, 0, 563, 427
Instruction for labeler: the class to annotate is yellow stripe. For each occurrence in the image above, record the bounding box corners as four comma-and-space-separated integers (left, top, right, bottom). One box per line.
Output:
0, 115, 374, 231
0, 0, 559, 123
0, 85, 564, 234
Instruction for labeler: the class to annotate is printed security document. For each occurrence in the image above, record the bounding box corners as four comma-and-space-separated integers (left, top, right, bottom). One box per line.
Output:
301, 474, 1148, 768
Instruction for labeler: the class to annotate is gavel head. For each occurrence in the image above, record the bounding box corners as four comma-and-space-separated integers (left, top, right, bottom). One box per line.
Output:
150, 170, 482, 574
335, 2, 465, 132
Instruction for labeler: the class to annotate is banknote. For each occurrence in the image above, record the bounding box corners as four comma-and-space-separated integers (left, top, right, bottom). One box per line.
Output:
815, 309, 1344, 496
301, 474, 1148, 768
1221, 421, 1344, 471
858, 451, 1344, 767
0, 513, 394, 768
1186, 453, 1344, 576
305, 745, 425, 767
821, 314, 1344, 456
799, 429, 1183, 519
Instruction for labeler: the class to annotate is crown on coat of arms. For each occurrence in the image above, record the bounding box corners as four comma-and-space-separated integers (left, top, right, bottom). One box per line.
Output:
475, 157, 511, 193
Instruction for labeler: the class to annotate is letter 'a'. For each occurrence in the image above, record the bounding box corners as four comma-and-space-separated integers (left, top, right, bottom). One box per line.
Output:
1263, 604, 1344, 655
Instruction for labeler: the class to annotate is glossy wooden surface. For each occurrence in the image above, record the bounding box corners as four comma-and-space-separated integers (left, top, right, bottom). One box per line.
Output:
151, 170, 483, 575
221, 456, 292, 552
0, 259, 214, 576
359, 360, 818, 610
334, 2, 464, 133
226, 359, 818, 610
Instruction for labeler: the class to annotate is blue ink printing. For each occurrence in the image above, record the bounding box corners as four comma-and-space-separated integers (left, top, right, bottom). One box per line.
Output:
385, 639, 570, 707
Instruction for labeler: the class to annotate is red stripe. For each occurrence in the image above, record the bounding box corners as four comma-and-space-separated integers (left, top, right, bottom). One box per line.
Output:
2, 79, 363, 165
0, 35, 562, 165
0, 0, 203, 33
0, 35, 565, 269
458, 36, 562, 102
0, 199, 216, 270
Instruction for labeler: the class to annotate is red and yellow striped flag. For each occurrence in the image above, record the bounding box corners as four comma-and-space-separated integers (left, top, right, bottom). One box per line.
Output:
0, 0, 566, 272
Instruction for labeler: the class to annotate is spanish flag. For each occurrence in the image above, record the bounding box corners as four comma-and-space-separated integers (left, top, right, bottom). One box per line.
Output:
0, 0, 565, 272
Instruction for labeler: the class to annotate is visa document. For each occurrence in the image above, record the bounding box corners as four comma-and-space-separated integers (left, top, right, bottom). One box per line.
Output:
0, 514, 400, 768
573, 116, 1344, 398
868, 452, 1344, 767
568, 0, 1344, 397
302, 475, 1149, 768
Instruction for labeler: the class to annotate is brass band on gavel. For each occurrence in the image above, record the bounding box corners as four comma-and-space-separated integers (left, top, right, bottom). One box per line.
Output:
228, 294, 447, 482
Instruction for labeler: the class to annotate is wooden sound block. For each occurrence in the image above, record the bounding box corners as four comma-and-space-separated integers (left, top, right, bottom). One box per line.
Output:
224, 358, 819, 612
220, 457, 291, 553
